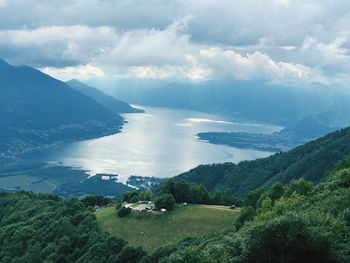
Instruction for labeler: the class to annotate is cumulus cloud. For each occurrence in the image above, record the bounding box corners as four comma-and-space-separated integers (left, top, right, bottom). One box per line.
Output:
41, 64, 105, 81
0, 25, 118, 67
198, 48, 312, 82
0, 0, 350, 85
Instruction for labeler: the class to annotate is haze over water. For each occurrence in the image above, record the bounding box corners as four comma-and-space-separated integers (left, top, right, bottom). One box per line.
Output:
42, 106, 280, 183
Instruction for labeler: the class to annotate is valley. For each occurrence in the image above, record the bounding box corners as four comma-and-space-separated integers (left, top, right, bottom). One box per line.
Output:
34, 106, 278, 183
1, 1, 350, 262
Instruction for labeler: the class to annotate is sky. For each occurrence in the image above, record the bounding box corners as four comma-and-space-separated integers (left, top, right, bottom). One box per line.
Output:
0, 0, 350, 86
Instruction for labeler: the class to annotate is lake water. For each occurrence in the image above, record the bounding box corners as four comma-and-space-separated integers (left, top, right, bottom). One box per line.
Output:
42, 106, 280, 183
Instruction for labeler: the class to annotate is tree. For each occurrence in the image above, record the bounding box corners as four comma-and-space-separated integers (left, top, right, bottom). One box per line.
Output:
239, 214, 333, 263
269, 182, 284, 201
234, 206, 255, 229
161, 179, 191, 203
117, 206, 132, 217
81, 195, 112, 207
154, 194, 176, 211
113, 246, 146, 263
189, 184, 209, 204
221, 189, 237, 206
286, 178, 314, 196
209, 192, 222, 205
122, 191, 139, 202
244, 189, 263, 208
166, 246, 209, 263
139, 189, 153, 201
130, 195, 139, 203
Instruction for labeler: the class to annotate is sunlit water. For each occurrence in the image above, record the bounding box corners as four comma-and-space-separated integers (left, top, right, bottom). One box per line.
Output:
40, 106, 281, 183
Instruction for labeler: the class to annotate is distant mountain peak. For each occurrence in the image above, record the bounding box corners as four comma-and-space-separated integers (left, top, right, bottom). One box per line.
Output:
66, 79, 144, 114
66, 78, 82, 85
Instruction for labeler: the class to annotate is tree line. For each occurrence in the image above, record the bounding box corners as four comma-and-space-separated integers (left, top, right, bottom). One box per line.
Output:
119, 179, 241, 211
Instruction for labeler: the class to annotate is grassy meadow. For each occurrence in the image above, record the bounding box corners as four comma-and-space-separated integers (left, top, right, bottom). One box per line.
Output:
96, 204, 240, 252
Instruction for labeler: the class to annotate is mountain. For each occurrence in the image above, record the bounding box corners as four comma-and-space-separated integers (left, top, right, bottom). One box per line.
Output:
66, 79, 144, 114
111, 79, 350, 136
176, 127, 350, 196
150, 166, 350, 262
0, 192, 147, 262
0, 59, 123, 160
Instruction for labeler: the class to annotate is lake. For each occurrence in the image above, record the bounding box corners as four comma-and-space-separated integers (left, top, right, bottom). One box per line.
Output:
41, 106, 281, 183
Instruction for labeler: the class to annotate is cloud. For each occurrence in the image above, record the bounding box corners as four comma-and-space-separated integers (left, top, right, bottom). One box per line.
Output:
0, 1, 349, 85
198, 48, 312, 82
98, 17, 194, 67
0, 0, 7, 8
0, 25, 118, 67
41, 64, 105, 81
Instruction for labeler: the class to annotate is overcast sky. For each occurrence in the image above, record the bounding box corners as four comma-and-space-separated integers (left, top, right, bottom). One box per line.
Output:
1, 0, 350, 86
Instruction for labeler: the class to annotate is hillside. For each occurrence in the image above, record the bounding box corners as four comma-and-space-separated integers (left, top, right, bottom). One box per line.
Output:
96, 205, 239, 253
66, 79, 144, 114
0, 192, 147, 262
177, 127, 350, 196
0, 59, 123, 160
149, 166, 350, 262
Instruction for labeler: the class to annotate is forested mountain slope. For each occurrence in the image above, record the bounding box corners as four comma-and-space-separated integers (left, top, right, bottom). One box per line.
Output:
66, 79, 144, 114
0, 192, 146, 262
0, 59, 123, 160
177, 127, 350, 196
150, 166, 350, 263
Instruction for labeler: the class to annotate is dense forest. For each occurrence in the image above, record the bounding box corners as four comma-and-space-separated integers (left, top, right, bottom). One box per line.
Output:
177, 127, 350, 196
145, 164, 350, 262
0, 192, 146, 263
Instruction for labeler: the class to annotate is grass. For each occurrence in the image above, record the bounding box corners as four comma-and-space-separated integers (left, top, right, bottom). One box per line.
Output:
96, 204, 240, 252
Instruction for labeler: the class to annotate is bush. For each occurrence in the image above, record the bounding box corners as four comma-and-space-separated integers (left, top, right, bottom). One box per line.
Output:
154, 194, 176, 211
234, 206, 255, 229
117, 206, 132, 217
116, 203, 122, 210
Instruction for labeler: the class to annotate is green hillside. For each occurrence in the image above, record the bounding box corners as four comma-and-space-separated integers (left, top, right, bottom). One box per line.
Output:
146, 167, 350, 263
0, 192, 147, 262
96, 205, 239, 253
177, 127, 350, 196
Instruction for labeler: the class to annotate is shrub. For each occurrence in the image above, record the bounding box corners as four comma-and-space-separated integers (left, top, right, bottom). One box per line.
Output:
154, 194, 176, 211
117, 206, 132, 217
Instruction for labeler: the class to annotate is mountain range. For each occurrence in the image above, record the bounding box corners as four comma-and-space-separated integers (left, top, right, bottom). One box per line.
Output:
0, 59, 136, 160
66, 79, 144, 114
111, 79, 350, 138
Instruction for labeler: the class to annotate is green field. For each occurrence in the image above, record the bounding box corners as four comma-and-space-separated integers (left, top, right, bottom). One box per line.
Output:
96, 204, 240, 252
0, 174, 60, 193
